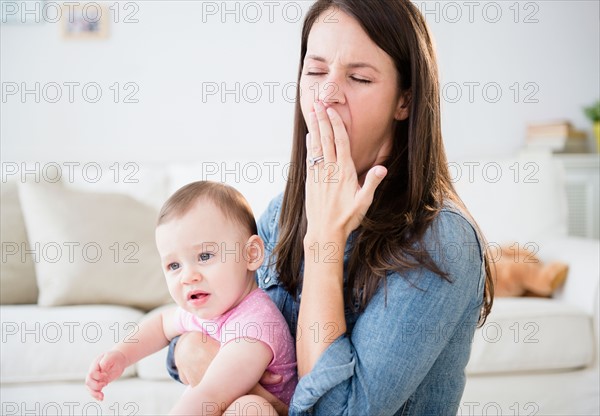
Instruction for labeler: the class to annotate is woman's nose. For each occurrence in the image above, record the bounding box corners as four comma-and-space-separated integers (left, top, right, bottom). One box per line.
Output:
318, 73, 346, 105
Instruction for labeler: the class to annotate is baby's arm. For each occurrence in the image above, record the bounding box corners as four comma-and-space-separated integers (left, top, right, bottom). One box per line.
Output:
169, 338, 274, 416
85, 307, 180, 400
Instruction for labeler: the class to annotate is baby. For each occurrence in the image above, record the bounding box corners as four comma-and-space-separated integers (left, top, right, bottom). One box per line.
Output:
85, 181, 297, 415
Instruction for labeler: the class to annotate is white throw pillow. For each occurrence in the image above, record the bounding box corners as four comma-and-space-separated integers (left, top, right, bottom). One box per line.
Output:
17, 181, 171, 310
0, 304, 142, 382
0, 180, 38, 304
466, 298, 594, 374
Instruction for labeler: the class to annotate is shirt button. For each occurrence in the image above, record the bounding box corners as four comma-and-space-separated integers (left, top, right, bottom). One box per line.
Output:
265, 276, 271, 283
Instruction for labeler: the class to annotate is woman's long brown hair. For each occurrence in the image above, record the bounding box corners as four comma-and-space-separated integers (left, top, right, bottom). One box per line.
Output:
273, 0, 493, 325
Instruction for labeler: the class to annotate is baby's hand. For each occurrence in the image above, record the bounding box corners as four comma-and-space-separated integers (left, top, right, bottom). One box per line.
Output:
85, 351, 128, 401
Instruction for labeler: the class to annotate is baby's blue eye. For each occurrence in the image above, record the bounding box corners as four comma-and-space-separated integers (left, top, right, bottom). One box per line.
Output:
167, 263, 180, 271
199, 253, 213, 262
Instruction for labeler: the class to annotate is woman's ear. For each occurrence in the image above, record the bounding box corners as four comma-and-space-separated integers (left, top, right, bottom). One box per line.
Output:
394, 89, 411, 121
244, 235, 265, 271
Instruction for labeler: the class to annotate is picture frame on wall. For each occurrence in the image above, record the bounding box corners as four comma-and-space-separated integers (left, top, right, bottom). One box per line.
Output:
61, 2, 109, 39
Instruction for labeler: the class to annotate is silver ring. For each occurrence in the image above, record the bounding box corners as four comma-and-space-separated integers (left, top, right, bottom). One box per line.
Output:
308, 155, 325, 166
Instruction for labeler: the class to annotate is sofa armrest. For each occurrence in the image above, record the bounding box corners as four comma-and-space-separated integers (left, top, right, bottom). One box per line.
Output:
538, 237, 600, 316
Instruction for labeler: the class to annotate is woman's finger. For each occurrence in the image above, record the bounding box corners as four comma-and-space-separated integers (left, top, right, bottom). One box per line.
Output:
259, 370, 283, 385
307, 110, 322, 160
178, 370, 190, 386
356, 165, 387, 210
314, 101, 336, 163
325, 106, 349, 166
305, 132, 314, 168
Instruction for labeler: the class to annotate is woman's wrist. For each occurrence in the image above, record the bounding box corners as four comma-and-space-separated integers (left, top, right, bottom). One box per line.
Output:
303, 232, 347, 269
298, 230, 347, 376
303, 229, 348, 249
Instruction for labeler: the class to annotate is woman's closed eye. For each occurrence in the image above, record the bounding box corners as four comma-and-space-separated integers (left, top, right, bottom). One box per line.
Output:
305, 71, 371, 84
350, 75, 371, 84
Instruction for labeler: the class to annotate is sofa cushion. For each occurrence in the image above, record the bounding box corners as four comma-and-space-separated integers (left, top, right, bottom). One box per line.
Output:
63, 162, 169, 210
0, 305, 144, 383
466, 298, 595, 374
1, 379, 186, 415
136, 338, 173, 381
453, 151, 568, 245
540, 237, 600, 316
0, 180, 38, 304
17, 181, 172, 310
136, 303, 177, 381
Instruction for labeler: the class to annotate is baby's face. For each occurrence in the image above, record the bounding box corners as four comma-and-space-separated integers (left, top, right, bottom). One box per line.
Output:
155, 200, 259, 319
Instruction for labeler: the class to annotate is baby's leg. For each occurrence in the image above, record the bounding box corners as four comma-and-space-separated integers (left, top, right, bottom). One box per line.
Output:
224, 394, 279, 416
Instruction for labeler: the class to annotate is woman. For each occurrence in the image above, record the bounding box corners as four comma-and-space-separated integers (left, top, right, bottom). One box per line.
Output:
169, 0, 494, 414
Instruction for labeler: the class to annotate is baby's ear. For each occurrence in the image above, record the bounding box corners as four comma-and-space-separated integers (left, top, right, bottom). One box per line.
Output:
245, 235, 265, 271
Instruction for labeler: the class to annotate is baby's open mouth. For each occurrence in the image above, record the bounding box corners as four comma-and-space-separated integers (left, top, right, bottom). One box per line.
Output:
187, 290, 209, 301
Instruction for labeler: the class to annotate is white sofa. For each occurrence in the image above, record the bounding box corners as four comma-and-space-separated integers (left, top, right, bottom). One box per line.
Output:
1, 154, 598, 415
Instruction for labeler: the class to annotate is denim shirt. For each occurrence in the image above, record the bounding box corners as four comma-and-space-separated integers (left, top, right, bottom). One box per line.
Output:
257, 194, 485, 416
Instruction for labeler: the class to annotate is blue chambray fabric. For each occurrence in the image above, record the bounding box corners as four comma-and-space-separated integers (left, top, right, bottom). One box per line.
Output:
257, 194, 485, 416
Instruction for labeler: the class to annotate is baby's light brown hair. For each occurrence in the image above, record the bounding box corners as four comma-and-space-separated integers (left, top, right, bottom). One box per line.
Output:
157, 181, 257, 237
